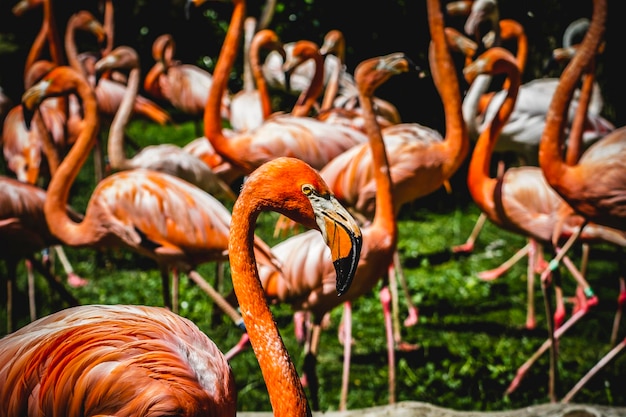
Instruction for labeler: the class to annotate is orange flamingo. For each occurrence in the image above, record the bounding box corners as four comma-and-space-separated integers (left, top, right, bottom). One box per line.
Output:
94, 45, 235, 201
228, 52, 414, 411
143, 33, 230, 127
535, 0, 626, 400
191, 0, 368, 178
21, 65, 281, 326
0, 175, 81, 333
0, 155, 361, 417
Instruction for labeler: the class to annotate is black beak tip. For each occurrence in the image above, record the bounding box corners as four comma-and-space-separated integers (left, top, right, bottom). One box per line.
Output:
22, 106, 34, 129
333, 235, 362, 297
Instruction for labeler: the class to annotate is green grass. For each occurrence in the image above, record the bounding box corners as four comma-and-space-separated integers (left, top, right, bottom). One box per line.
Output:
1, 119, 625, 412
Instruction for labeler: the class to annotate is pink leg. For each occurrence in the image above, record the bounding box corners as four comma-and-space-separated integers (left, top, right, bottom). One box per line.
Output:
224, 332, 250, 361
478, 242, 531, 281
451, 212, 487, 254
561, 337, 626, 403
379, 285, 396, 404
525, 240, 537, 330
611, 277, 625, 346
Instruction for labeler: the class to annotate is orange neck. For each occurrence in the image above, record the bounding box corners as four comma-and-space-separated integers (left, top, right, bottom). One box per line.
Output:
539, 0, 606, 192
203, 0, 252, 172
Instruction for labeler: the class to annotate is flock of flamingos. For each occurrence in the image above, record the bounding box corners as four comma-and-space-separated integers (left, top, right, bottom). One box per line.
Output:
0, 0, 625, 415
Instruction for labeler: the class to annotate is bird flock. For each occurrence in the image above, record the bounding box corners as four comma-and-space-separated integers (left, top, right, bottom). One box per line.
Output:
0, 0, 624, 415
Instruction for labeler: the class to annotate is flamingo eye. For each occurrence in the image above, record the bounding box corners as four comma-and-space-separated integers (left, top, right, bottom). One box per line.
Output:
301, 184, 314, 196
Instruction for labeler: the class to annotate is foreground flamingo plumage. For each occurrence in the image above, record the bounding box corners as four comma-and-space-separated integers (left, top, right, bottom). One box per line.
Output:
0, 157, 363, 417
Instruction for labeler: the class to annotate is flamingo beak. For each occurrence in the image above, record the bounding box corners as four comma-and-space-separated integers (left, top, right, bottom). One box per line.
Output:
310, 193, 363, 296
21, 79, 49, 129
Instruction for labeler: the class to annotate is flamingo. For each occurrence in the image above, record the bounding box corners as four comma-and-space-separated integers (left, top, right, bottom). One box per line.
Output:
143, 33, 230, 128
0, 175, 81, 333
20, 65, 283, 328
94, 45, 235, 201
459, 0, 613, 166
536, 0, 626, 400
227, 52, 415, 410
0, 157, 362, 416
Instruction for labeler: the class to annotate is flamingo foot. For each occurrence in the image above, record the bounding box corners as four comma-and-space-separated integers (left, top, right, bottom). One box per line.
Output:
534, 257, 549, 274
505, 362, 531, 396
67, 272, 89, 288
452, 241, 474, 254
224, 332, 250, 361
396, 341, 420, 352
403, 306, 419, 327
525, 316, 536, 331
477, 266, 506, 281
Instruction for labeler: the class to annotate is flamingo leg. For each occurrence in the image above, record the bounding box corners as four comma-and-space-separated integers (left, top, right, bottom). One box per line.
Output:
160, 265, 172, 311
611, 277, 625, 346
561, 337, 626, 403
525, 240, 537, 330
339, 301, 352, 411
54, 245, 88, 288
452, 211, 487, 254
26, 259, 36, 322
379, 284, 396, 405
395, 251, 419, 328
478, 241, 530, 281
187, 269, 244, 330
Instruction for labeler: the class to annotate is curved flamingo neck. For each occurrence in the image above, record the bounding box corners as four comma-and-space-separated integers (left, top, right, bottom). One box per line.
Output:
101, 0, 115, 56
564, 60, 596, 165
539, 0, 605, 190
290, 43, 325, 118
467, 48, 521, 222
241, 17, 257, 93
107, 59, 140, 170
203, 0, 250, 172
43, 68, 100, 246
229, 182, 311, 417
427, 0, 468, 179
250, 31, 278, 120
320, 32, 345, 111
